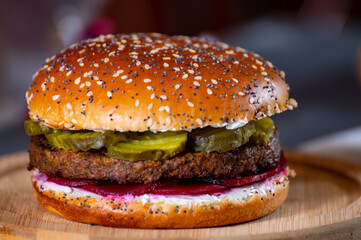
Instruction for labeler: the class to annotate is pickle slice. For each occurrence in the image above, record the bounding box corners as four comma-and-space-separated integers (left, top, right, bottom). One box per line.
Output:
24, 120, 52, 135
249, 117, 276, 146
45, 131, 127, 152
107, 131, 187, 161
188, 123, 256, 153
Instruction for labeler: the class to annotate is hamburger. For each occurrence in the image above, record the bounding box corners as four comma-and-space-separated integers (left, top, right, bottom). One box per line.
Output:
25, 33, 297, 228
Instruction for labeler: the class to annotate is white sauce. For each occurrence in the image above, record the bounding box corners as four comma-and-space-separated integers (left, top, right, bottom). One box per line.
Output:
33, 170, 288, 207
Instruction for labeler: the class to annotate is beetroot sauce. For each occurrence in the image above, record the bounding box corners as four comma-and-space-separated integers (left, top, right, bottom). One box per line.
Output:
47, 153, 287, 197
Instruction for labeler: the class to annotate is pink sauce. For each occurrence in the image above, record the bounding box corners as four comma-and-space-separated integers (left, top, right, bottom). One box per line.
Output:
45, 153, 288, 197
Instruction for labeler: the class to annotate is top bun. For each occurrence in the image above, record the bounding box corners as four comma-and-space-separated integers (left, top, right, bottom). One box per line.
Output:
26, 33, 297, 132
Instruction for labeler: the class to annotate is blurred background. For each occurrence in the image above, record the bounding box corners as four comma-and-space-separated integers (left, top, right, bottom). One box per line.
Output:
0, 0, 360, 156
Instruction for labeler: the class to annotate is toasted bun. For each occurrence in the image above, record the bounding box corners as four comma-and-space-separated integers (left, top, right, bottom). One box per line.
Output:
26, 33, 297, 132
32, 172, 290, 228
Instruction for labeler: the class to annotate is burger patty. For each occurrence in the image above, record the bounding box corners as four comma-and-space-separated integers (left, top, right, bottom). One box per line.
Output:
28, 131, 281, 184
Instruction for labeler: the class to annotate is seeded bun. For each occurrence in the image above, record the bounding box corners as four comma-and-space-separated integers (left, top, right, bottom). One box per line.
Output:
32, 173, 290, 228
26, 33, 297, 132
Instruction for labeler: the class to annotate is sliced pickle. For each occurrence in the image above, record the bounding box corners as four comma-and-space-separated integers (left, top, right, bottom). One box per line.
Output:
250, 117, 276, 146
107, 131, 187, 161
188, 123, 256, 153
24, 120, 52, 135
45, 131, 127, 152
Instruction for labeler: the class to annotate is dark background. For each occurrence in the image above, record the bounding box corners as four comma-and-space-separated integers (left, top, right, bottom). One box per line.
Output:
0, 0, 360, 154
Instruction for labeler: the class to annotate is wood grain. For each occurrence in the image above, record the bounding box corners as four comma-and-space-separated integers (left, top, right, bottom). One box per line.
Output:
0, 151, 360, 239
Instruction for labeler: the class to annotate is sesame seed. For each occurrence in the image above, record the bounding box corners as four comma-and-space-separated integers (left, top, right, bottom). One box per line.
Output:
135, 99, 140, 107
280, 70, 286, 78
194, 76, 202, 80
262, 72, 268, 76
211, 79, 218, 84
266, 61, 274, 68
207, 88, 212, 95
66, 103, 72, 110
182, 74, 188, 79
144, 78, 151, 83
125, 79, 133, 84
232, 78, 238, 83
85, 81, 91, 87
193, 81, 200, 86
112, 70, 124, 77
121, 75, 128, 79
71, 119, 77, 124
147, 118, 153, 126
147, 86, 153, 91
187, 101, 194, 107
74, 77, 81, 85
289, 98, 298, 108
238, 91, 245, 96
80, 83, 85, 88
173, 67, 180, 72
166, 117, 171, 124
196, 118, 202, 125
66, 71, 72, 76
252, 65, 257, 69
150, 93, 155, 99
148, 103, 153, 110
107, 91, 112, 98
104, 57, 109, 63
94, 63, 99, 68
144, 64, 150, 69
163, 62, 169, 67
52, 95, 60, 101
87, 91, 93, 97
188, 69, 194, 74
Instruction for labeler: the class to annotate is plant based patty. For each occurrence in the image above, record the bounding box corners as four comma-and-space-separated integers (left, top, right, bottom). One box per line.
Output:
28, 130, 281, 184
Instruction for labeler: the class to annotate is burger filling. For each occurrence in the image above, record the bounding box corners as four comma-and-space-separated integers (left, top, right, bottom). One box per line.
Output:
27, 117, 286, 196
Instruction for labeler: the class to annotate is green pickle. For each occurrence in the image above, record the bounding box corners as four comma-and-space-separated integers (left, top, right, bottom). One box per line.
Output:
249, 117, 276, 146
188, 117, 275, 153
107, 131, 187, 161
24, 117, 275, 160
24, 120, 52, 135
188, 123, 256, 153
45, 131, 126, 152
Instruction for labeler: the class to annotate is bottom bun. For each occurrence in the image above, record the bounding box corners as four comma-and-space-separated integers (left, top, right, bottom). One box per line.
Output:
32, 172, 290, 228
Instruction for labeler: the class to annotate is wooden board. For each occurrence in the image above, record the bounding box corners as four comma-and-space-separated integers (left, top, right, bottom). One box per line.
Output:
0, 151, 361, 239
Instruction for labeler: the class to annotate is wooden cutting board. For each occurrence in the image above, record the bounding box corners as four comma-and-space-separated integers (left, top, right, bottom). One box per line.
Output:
0, 151, 361, 240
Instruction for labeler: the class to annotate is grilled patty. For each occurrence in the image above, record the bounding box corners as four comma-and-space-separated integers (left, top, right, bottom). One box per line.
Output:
28, 131, 281, 184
